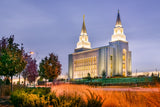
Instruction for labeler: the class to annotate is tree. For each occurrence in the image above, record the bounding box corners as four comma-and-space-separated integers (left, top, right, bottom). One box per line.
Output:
0, 36, 27, 91
87, 73, 91, 80
27, 59, 38, 87
102, 70, 106, 79
151, 72, 154, 77
38, 58, 48, 80
43, 53, 61, 83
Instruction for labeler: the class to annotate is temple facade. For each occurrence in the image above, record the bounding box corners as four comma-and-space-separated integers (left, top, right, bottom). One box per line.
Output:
68, 11, 132, 79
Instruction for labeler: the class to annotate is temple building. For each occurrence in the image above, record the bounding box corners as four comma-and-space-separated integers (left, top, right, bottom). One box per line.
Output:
68, 11, 132, 79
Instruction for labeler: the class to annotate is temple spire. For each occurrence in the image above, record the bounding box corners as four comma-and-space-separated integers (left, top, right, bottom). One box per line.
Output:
76, 15, 91, 50
81, 15, 87, 35
111, 10, 127, 42
115, 10, 122, 27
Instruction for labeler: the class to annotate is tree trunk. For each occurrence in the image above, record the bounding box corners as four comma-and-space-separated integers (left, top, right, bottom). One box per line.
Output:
24, 78, 26, 87
45, 79, 47, 87
19, 73, 20, 85
11, 75, 13, 92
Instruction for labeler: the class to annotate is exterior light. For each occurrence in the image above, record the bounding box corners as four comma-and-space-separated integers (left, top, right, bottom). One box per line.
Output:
30, 51, 34, 55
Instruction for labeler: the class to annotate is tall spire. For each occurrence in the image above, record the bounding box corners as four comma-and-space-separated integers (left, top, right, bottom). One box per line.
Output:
81, 15, 87, 35
115, 10, 122, 27
111, 10, 127, 42
76, 15, 91, 50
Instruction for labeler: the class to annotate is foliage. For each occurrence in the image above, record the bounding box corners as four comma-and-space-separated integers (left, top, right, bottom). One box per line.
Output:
4, 77, 10, 85
24, 87, 51, 95
0, 36, 27, 91
71, 77, 155, 86
85, 89, 105, 107
51, 84, 160, 107
127, 71, 132, 76
11, 88, 85, 107
0, 78, 3, 85
27, 59, 38, 83
87, 73, 91, 80
38, 59, 48, 79
43, 53, 62, 80
102, 70, 106, 79
151, 72, 154, 77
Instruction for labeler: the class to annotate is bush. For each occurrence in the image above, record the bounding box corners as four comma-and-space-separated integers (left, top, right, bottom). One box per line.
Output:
11, 88, 87, 107
11, 88, 51, 107
86, 89, 105, 107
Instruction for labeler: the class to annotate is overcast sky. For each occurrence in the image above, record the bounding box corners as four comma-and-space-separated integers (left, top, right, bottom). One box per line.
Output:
0, 0, 160, 74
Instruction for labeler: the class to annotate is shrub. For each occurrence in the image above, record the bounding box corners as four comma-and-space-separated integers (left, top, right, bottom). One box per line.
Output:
11, 88, 86, 107
85, 89, 105, 107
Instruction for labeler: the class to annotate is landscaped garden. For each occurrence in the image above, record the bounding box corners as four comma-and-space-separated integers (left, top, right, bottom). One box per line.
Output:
7, 84, 160, 107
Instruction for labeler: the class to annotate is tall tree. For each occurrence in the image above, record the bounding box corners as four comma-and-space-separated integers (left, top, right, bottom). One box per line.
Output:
38, 58, 48, 80
27, 59, 38, 87
43, 53, 61, 83
0, 36, 27, 91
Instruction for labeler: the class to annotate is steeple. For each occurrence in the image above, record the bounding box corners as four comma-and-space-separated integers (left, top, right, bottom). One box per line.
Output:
111, 10, 127, 42
76, 15, 91, 50
81, 15, 87, 35
115, 10, 122, 27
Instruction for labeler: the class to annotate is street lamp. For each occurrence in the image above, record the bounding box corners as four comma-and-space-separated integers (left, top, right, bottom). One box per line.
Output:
29, 51, 34, 55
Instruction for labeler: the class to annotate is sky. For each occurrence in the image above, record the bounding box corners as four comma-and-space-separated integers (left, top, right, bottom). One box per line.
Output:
0, 0, 160, 74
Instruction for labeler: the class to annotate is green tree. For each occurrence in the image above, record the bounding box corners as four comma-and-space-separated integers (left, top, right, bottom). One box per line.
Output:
38, 58, 48, 80
0, 36, 27, 91
151, 72, 154, 77
87, 73, 91, 80
43, 53, 62, 83
102, 70, 106, 79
